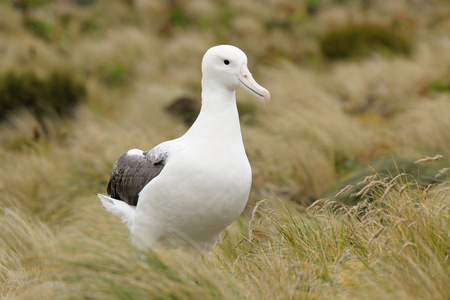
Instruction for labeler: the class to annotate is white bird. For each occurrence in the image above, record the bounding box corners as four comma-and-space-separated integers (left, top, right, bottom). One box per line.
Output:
98, 45, 270, 252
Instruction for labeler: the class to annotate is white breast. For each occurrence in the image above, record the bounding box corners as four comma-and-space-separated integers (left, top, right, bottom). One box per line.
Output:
131, 142, 251, 249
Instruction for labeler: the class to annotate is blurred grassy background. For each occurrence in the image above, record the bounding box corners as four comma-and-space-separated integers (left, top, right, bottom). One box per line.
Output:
0, 0, 449, 299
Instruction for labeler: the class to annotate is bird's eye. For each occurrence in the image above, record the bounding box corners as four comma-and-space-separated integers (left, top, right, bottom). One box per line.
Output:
224, 60, 230, 65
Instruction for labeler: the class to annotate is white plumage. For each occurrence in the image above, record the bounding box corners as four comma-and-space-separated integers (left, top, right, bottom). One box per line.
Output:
98, 45, 270, 251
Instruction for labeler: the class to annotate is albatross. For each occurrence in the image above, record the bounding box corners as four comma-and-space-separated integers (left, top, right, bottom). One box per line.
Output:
98, 45, 270, 252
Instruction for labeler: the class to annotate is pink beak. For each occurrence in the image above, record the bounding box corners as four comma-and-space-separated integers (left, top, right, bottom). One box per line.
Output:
237, 64, 270, 105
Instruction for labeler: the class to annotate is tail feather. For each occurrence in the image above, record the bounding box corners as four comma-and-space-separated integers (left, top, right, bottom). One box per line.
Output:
98, 194, 136, 231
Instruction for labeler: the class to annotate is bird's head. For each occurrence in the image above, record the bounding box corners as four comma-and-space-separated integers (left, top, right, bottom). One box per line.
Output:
202, 45, 270, 105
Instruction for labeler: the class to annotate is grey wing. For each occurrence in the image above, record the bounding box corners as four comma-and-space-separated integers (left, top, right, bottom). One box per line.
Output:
107, 149, 166, 206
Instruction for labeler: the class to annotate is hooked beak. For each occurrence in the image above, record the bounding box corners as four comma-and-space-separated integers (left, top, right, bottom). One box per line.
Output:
237, 64, 270, 105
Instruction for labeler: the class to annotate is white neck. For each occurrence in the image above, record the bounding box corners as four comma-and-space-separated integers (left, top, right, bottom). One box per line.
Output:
182, 79, 243, 147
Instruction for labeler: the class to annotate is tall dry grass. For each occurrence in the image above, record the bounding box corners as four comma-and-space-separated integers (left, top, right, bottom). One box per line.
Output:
1, 157, 448, 299
1, 0, 450, 299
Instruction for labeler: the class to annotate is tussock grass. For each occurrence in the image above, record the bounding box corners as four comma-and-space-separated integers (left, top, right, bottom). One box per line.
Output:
319, 22, 412, 60
394, 97, 450, 157
2, 164, 448, 299
0, 206, 55, 299
242, 172, 450, 299
324, 39, 450, 117
245, 62, 370, 202
1, 0, 450, 298
0, 35, 67, 76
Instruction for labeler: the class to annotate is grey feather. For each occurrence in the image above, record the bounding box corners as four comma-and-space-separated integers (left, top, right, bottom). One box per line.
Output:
107, 147, 169, 206
144, 142, 171, 164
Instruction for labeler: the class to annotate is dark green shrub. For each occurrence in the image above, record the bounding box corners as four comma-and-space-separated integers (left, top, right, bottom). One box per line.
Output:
428, 79, 450, 93
80, 19, 101, 35
24, 18, 54, 41
0, 70, 86, 121
71, 0, 97, 6
168, 4, 189, 27
101, 63, 129, 86
306, 0, 322, 16
319, 23, 412, 60
12, 0, 51, 12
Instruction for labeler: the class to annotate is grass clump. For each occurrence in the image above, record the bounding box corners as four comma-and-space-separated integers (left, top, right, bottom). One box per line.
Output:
0, 70, 85, 122
238, 166, 450, 299
168, 3, 190, 28
319, 23, 412, 60
24, 18, 54, 41
428, 79, 450, 93
100, 63, 131, 86
11, 0, 51, 12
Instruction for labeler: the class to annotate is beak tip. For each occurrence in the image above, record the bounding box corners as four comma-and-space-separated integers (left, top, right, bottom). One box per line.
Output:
262, 90, 270, 106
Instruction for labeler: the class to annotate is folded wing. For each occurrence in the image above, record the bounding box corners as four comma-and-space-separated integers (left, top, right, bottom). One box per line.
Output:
107, 147, 167, 206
